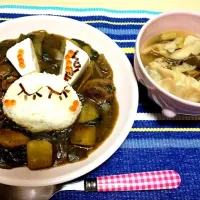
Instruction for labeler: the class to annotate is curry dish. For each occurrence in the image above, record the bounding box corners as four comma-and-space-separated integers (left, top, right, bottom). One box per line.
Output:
0, 30, 119, 170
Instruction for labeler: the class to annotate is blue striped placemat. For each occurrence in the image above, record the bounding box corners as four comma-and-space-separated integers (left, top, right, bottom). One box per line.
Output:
0, 5, 200, 200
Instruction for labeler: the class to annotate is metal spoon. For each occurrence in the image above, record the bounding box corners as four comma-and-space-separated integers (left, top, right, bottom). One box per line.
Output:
0, 181, 83, 200
0, 170, 181, 200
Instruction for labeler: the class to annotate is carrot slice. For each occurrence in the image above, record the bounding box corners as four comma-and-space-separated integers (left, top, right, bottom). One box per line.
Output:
19, 63, 25, 69
73, 100, 79, 107
18, 49, 24, 54
69, 105, 76, 112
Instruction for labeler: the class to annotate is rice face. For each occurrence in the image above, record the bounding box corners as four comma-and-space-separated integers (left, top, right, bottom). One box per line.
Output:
3, 73, 82, 132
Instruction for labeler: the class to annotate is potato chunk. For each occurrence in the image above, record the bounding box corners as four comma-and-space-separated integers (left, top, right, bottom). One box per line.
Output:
70, 125, 96, 146
78, 102, 99, 123
0, 129, 29, 149
27, 140, 53, 170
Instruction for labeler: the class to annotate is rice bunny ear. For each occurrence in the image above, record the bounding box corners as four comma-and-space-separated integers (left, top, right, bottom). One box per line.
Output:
4, 99, 16, 107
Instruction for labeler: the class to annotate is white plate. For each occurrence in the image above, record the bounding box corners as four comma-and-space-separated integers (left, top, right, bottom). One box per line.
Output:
0, 15, 139, 187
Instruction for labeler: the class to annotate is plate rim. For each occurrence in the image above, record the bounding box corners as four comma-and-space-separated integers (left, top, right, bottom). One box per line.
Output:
0, 15, 139, 187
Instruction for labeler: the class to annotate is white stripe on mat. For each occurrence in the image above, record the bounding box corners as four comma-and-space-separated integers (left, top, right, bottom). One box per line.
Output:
135, 113, 200, 121
0, 8, 156, 18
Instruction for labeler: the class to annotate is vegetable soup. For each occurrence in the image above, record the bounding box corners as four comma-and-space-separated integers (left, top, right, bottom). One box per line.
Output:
141, 31, 200, 103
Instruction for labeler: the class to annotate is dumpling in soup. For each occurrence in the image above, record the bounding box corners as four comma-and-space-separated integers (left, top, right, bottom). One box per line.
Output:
145, 58, 200, 102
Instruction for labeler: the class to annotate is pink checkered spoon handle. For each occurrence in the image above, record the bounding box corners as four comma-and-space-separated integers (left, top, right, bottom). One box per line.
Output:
84, 170, 181, 192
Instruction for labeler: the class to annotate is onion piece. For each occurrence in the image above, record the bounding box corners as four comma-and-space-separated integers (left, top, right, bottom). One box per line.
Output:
171, 63, 196, 73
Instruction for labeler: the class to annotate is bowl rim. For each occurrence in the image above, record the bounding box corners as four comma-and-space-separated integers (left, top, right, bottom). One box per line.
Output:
0, 15, 139, 187
135, 11, 200, 107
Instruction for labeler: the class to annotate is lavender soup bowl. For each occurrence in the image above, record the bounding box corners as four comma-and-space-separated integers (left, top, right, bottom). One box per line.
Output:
134, 11, 200, 118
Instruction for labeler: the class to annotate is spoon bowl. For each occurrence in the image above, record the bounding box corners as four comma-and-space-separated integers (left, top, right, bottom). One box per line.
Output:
0, 184, 56, 200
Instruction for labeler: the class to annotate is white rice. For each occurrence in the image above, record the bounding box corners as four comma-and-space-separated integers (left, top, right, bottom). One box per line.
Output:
3, 73, 82, 132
